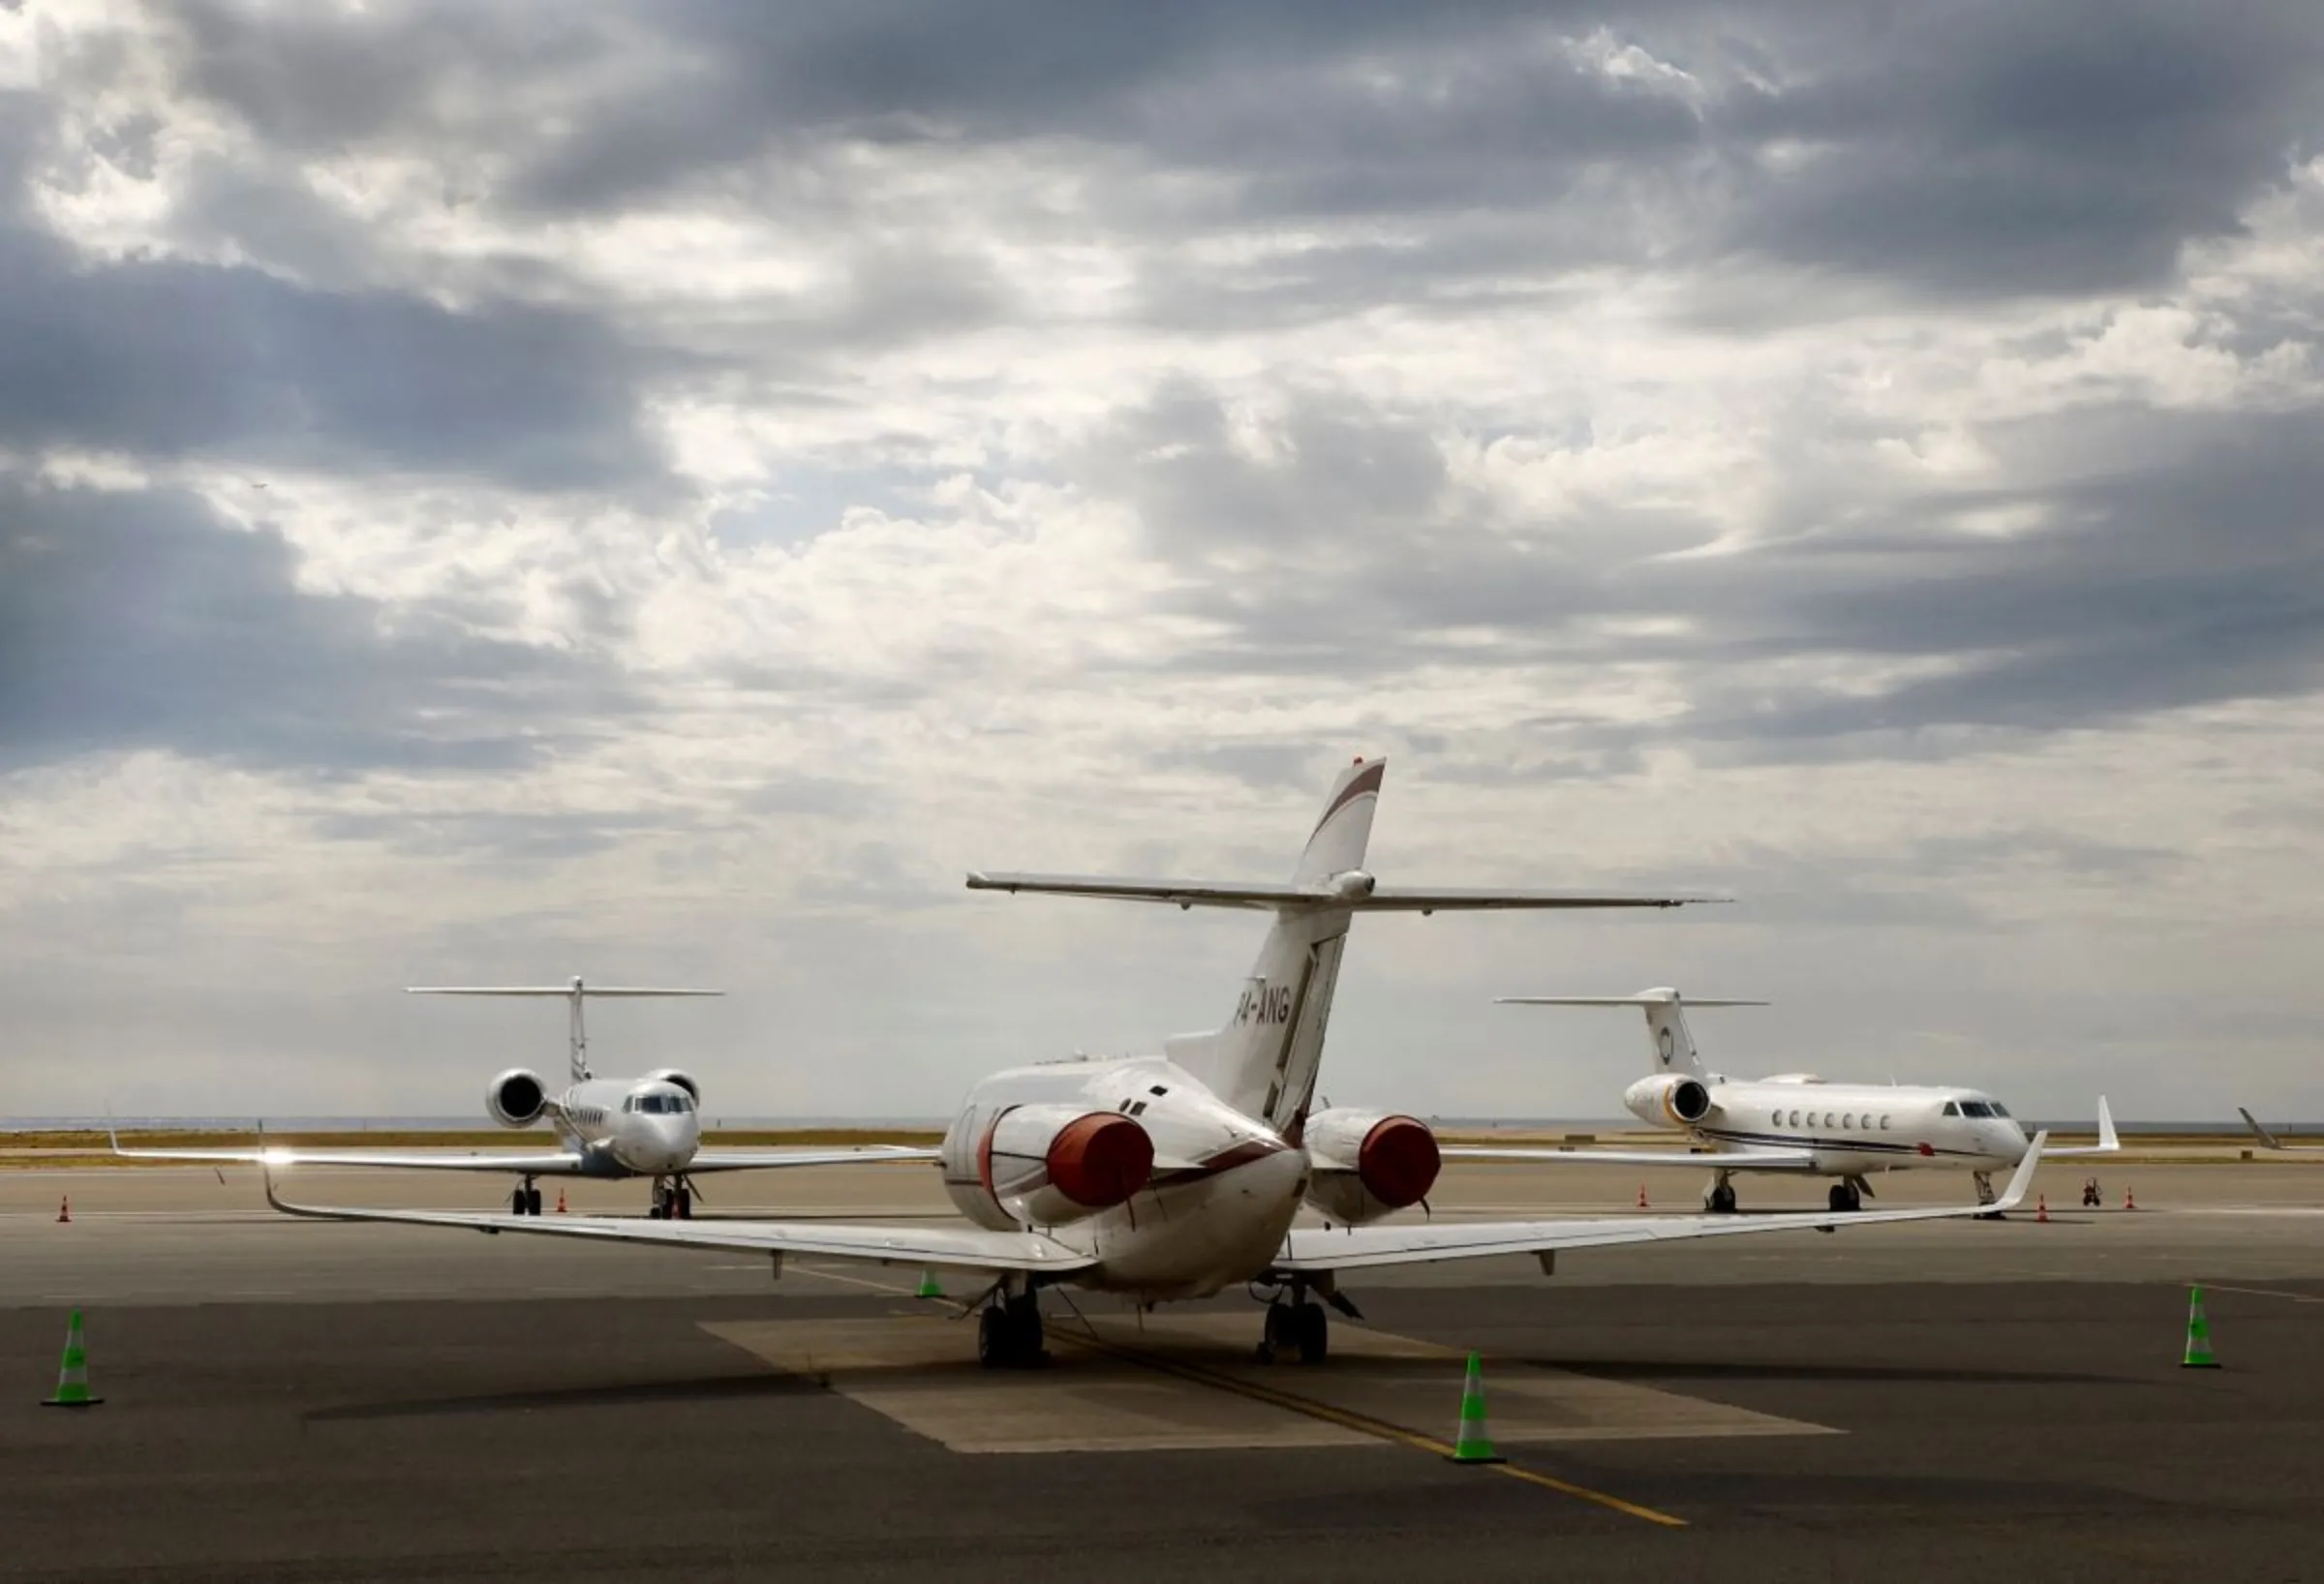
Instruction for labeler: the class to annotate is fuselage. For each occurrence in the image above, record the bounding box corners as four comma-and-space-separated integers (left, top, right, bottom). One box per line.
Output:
1627, 1074, 2031, 1175
936, 1056, 1312, 1301
541, 1078, 701, 1177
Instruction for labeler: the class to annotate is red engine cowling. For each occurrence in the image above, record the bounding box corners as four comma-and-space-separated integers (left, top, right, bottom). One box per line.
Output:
1301, 1108, 1442, 1226
979, 1104, 1155, 1226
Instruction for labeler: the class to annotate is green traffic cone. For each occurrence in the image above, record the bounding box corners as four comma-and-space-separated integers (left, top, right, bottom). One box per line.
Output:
1447, 1350, 1504, 1464
42, 1309, 103, 1409
2183, 1285, 2220, 1369
915, 1269, 943, 1299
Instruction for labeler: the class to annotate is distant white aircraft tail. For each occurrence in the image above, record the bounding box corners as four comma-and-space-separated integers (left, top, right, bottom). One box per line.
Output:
1496, 988, 1766, 1080
407, 977, 723, 1081
968, 757, 1722, 1138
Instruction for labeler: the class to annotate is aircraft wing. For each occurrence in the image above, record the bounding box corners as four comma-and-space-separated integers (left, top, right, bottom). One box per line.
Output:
2036, 1096, 2121, 1158
2238, 1107, 2324, 1153
682, 1145, 939, 1173
260, 1173, 1094, 1275
1441, 1143, 1821, 1171
965, 871, 1725, 912
113, 1132, 936, 1175
1272, 1132, 2044, 1272
111, 1133, 598, 1175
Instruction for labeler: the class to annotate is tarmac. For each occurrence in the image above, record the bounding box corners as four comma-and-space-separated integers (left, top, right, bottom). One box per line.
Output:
4, 1156, 2322, 1582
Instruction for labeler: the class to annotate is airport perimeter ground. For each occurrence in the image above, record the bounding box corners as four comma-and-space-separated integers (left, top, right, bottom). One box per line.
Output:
5, 1149, 2322, 1582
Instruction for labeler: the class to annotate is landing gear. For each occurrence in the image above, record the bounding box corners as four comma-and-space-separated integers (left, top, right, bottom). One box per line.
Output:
976, 1292, 1047, 1369
1972, 1170, 2003, 1221
1253, 1277, 1334, 1365
1705, 1174, 1739, 1214
510, 1177, 543, 1216
1827, 1180, 1863, 1213
648, 1178, 696, 1220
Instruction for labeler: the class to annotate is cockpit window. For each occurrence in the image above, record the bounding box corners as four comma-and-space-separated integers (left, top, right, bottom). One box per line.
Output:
1989, 1102, 2012, 1118
1942, 1101, 1960, 1117
1959, 1101, 1994, 1118
632, 1092, 691, 1115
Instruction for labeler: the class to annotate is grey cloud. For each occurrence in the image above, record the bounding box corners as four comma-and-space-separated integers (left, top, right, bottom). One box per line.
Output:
1715, 1, 2324, 300
1080, 380, 2324, 759
0, 482, 636, 773
0, 223, 668, 491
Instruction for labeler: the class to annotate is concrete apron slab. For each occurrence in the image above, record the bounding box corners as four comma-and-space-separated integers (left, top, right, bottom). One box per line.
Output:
702, 1312, 1836, 1454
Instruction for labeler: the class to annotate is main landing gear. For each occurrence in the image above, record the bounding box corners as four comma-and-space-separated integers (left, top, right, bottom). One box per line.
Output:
649, 1176, 695, 1220
1252, 1277, 1359, 1365
1825, 1178, 1868, 1213
1704, 1173, 1739, 1214
508, 1176, 544, 1216
976, 1291, 1047, 1369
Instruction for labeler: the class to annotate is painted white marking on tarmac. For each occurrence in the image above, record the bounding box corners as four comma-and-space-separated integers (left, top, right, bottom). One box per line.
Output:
2200, 1283, 2324, 1303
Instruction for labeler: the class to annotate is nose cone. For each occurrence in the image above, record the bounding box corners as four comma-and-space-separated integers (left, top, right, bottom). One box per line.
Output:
616, 1112, 696, 1174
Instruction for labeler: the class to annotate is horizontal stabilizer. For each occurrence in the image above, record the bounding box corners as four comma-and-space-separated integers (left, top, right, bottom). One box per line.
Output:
1499, 994, 1768, 1007
966, 872, 1727, 913
407, 986, 723, 997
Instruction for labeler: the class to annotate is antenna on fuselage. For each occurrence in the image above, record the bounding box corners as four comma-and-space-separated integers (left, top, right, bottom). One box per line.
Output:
405, 977, 725, 1082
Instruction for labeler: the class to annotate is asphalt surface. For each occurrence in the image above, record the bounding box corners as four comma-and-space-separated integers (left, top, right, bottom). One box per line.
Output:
4, 1162, 2322, 1582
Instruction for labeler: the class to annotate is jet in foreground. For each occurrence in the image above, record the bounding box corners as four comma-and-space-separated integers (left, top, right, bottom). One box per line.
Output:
118, 978, 929, 1218
1457, 990, 2113, 1213
265, 757, 2041, 1367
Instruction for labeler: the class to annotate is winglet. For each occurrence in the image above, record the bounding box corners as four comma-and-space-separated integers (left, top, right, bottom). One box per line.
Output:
107, 1126, 124, 1157
1997, 1131, 2047, 1211
2239, 1106, 2286, 1150
2095, 1096, 2119, 1152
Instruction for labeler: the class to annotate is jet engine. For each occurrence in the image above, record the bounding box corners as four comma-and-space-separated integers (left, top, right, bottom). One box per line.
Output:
1301, 1108, 1441, 1225
1624, 1073, 1713, 1127
487, 1068, 548, 1128
979, 1104, 1154, 1227
643, 1067, 699, 1103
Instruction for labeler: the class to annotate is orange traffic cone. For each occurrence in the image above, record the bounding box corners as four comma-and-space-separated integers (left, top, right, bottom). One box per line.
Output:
556, 1188, 567, 1214
2035, 1194, 2048, 1223
2124, 1187, 2136, 1211
1636, 1183, 1650, 1209
56, 1196, 70, 1224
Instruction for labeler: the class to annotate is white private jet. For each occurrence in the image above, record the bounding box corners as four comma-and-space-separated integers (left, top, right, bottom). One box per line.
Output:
1455, 990, 2113, 1214
117, 978, 931, 1218
263, 758, 2042, 1368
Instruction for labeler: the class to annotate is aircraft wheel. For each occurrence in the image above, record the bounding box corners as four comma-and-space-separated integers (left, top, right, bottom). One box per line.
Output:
1828, 1181, 1861, 1212
977, 1307, 1009, 1368
1709, 1184, 1738, 1214
1004, 1295, 1045, 1366
1294, 1301, 1329, 1364
675, 1187, 693, 1220
526, 1187, 543, 1216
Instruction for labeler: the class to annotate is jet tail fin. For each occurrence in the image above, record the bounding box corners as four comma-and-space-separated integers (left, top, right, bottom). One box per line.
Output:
408, 977, 723, 1082
1498, 988, 1763, 1080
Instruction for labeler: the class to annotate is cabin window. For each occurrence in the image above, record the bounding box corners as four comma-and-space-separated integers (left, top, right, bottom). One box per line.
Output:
1772, 1112, 1783, 1128
1823, 1112, 1836, 1129
1843, 1113, 1854, 1129
1881, 1113, 1892, 1129
1788, 1110, 1800, 1128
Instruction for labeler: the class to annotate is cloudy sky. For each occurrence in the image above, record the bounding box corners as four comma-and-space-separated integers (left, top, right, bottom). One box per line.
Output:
5, 0, 2322, 1123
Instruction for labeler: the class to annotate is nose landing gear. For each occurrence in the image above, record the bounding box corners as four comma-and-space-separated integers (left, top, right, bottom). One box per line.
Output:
1972, 1170, 2004, 1220
649, 1176, 696, 1219
508, 1176, 544, 1216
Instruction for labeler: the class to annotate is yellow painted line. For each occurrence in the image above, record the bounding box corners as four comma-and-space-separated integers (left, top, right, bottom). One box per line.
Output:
1057, 1326, 1688, 1528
